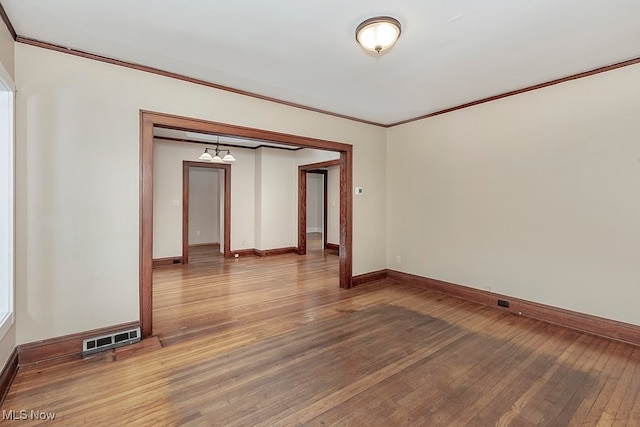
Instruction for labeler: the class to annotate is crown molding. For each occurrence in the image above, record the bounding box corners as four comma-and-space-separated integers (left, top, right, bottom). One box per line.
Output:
16, 35, 384, 128
385, 56, 640, 127
0, 3, 16, 41
2, 11, 639, 128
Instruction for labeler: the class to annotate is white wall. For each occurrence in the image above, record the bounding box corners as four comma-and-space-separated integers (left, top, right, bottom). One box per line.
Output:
327, 166, 340, 245
254, 149, 263, 249
189, 168, 220, 245
153, 140, 255, 258
295, 148, 339, 165
254, 148, 297, 250
0, 19, 15, 372
387, 63, 640, 326
306, 174, 323, 233
15, 43, 387, 343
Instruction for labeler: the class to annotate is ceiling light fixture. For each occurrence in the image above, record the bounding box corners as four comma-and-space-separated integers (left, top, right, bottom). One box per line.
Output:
222, 150, 236, 162
198, 148, 213, 161
211, 149, 223, 163
198, 137, 236, 163
355, 16, 401, 53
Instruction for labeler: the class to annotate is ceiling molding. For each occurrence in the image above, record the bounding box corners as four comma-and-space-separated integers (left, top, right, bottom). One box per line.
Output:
0, 3, 16, 41
144, 110, 352, 152
154, 135, 300, 151
16, 36, 384, 128
385, 56, 640, 128
3, 9, 639, 129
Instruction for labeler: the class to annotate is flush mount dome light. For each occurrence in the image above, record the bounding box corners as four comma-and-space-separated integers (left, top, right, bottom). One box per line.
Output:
355, 16, 401, 53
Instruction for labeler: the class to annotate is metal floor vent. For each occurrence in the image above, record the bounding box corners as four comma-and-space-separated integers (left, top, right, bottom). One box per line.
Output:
82, 327, 141, 355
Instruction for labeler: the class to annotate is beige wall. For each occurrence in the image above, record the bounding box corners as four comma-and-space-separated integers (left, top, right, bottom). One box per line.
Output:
4, 20, 638, 352
14, 43, 387, 344
16, 25, 637, 347
0, 20, 14, 372
387, 63, 640, 325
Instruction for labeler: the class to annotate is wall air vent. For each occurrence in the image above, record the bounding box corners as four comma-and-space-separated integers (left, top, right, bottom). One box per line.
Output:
82, 327, 141, 355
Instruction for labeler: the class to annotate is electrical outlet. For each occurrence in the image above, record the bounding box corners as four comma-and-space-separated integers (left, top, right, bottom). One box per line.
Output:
395, 255, 401, 264
196, 230, 201, 237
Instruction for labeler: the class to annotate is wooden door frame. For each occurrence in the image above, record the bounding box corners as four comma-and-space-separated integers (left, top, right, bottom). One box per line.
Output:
140, 110, 353, 337
182, 161, 231, 264
298, 161, 338, 253
310, 170, 328, 250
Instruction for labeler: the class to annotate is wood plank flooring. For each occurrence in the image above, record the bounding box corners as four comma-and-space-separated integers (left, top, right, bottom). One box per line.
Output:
188, 243, 222, 264
3, 240, 640, 425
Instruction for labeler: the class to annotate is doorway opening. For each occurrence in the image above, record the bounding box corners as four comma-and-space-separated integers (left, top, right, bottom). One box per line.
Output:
182, 161, 231, 263
305, 170, 327, 253
140, 111, 353, 337
298, 159, 340, 256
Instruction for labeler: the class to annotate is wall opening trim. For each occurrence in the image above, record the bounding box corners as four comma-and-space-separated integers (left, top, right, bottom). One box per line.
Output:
140, 111, 353, 337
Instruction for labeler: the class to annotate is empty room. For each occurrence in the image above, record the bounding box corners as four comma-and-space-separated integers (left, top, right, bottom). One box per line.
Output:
1, 1, 639, 425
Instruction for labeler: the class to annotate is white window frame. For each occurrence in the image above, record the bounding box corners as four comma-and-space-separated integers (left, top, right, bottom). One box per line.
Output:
0, 61, 15, 341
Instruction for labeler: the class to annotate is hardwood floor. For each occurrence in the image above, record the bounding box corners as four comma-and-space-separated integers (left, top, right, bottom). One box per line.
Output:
306, 232, 323, 252
188, 243, 222, 264
3, 248, 640, 425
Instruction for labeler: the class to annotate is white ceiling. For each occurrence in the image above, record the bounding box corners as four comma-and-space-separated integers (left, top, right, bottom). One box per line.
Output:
3, 0, 640, 126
